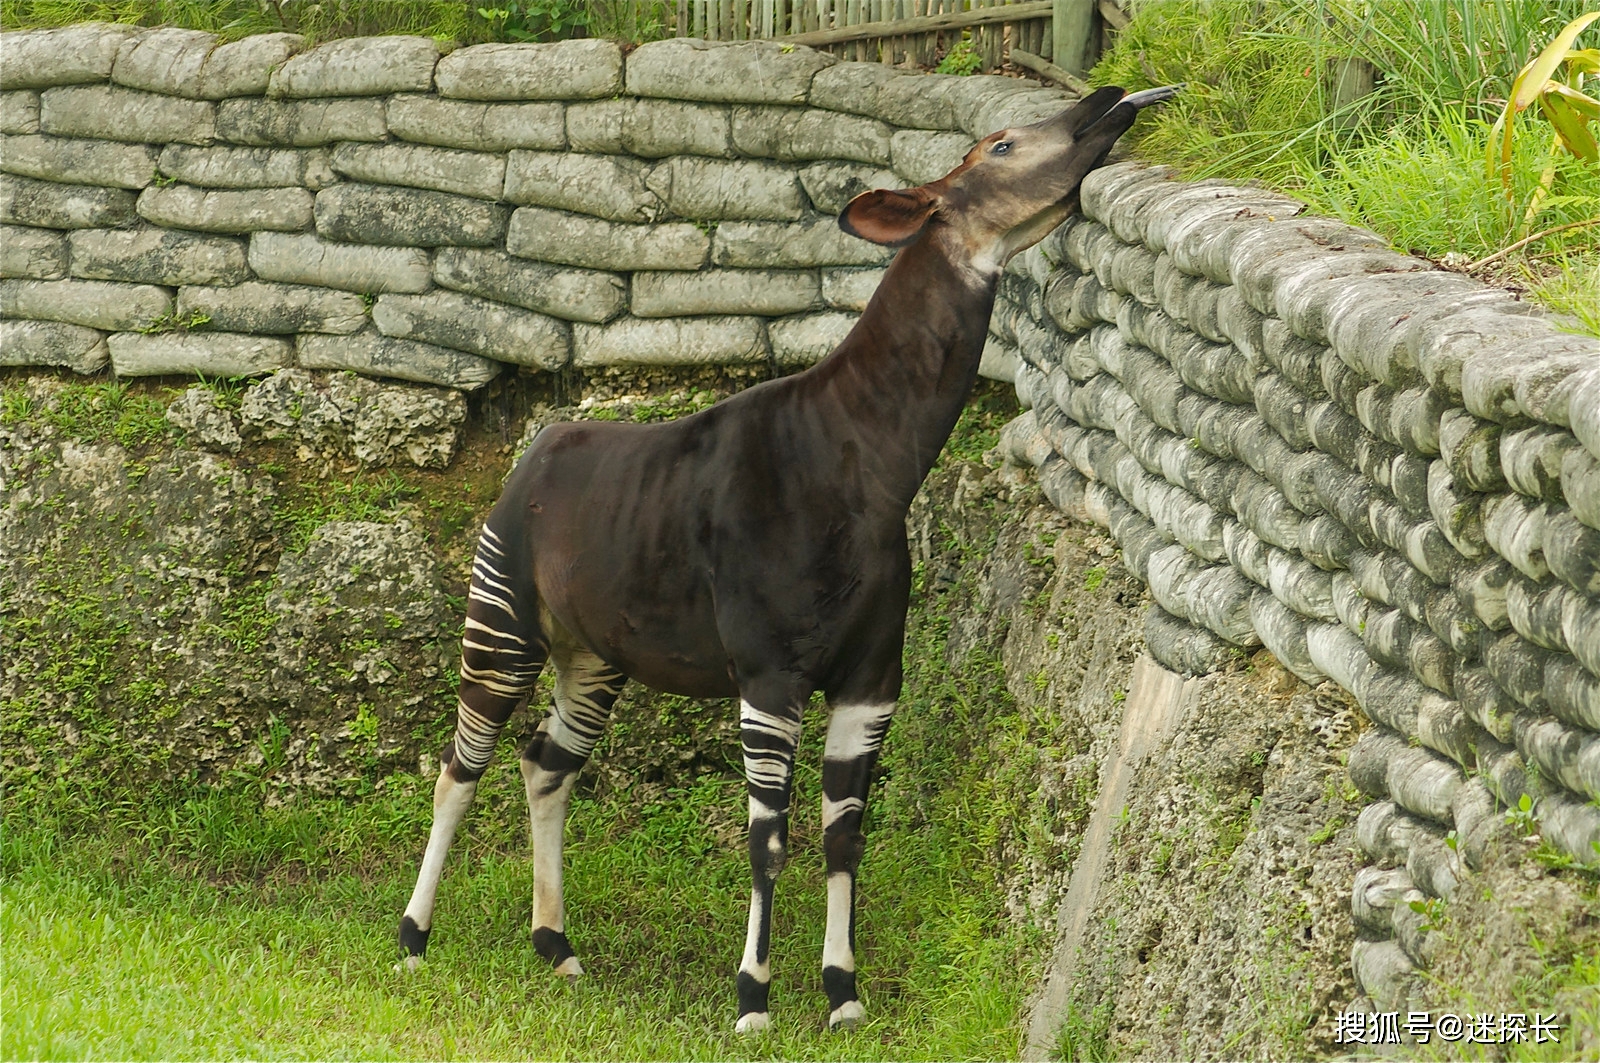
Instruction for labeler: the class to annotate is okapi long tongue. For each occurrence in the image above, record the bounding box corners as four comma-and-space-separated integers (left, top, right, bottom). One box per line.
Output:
1121, 84, 1185, 109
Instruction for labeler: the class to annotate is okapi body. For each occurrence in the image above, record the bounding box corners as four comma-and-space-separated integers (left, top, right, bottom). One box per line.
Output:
399, 84, 1179, 1033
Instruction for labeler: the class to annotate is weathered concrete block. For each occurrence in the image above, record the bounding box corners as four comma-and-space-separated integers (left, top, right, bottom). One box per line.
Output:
0, 317, 107, 372
0, 224, 67, 279
657, 156, 805, 222
891, 129, 973, 185
108, 330, 291, 377
216, 97, 386, 146
566, 97, 732, 158
798, 160, 900, 215
572, 314, 767, 367
625, 38, 834, 105
0, 133, 159, 189
1506, 575, 1572, 652
432, 246, 624, 324
713, 216, 893, 269
809, 63, 926, 123
1426, 460, 1486, 559
69, 227, 247, 286
315, 184, 507, 247
112, 28, 305, 99
0, 173, 136, 228
732, 105, 892, 166
1482, 493, 1552, 581
1564, 444, 1600, 531
769, 310, 856, 365
872, 71, 969, 131
372, 290, 569, 370
1, 277, 171, 331
506, 207, 707, 271
1462, 335, 1600, 424
1545, 654, 1600, 732
40, 84, 214, 145
505, 151, 662, 223
1145, 603, 1235, 675
331, 141, 505, 201
0, 23, 144, 90
434, 40, 622, 100
386, 94, 565, 152
1500, 423, 1573, 503
137, 184, 314, 233
298, 328, 500, 389
1251, 589, 1325, 683
1410, 303, 1555, 405
177, 281, 367, 335
158, 144, 337, 190
268, 36, 440, 98
0, 91, 39, 134
249, 232, 431, 294
1547, 509, 1600, 596
821, 266, 883, 312
631, 269, 818, 317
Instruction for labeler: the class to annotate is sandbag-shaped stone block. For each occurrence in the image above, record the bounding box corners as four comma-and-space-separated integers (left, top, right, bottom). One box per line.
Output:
1394, 451, 1433, 517
372, 290, 570, 371
1266, 547, 1337, 623
332, 142, 505, 202
1448, 777, 1504, 872
980, 335, 1020, 382
1507, 575, 1573, 653
1484, 631, 1553, 711
1322, 269, 1489, 386
656, 156, 806, 222
1407, 625, 1459, 697
1079, 161, 1177, 236
819, 267, 882, 313
1452, 556, 1513, 632
1461, 333, 1600, 425
625, 38, 834, 105
1231, 469, 1304, 552
1385, 386, 1449, 459
1106, 243, 1159, 306
112, 28, 305, 100
950, 76, 1063, 139
1481, 492, 1551, 581
829, 65, 964, 130
435, 39, 621, 101
315, 184, 507, 248
1144, 603, 1236, 675
1161, 332, 1254, 406
572, 314, 767, 367
1307, 621, 1382, 702
1300, 512, 1358, 573
1423, 583, 1480, 660
1119, 344, 1187, 435
1, 133, 158, 189
1563, 444, 1600, 531
1037, 456, 1088, 521
1513, 713, 1600, 803
108, 329, 290, 377
1001, 409, 1045, 468
889, 129, 973, 186
40, 84, 214, 145
1566, 365, 1600, 459
1385, 744, 1464, 826
1331, 570, 1371, 635
0, 224, 66, 279
216, 97, 385, 147
1250, 589, 1325, 682
1500, 423, 1576, 504
508, 207, 707, 272
1351, 940, 1419, 1011
1226, 217, 1389, 316
1410, 302, 1553, 406
632, 268, 818, 318
69, 227, 247, 287
158, 144, 336, 190
0, 172, 135, 229
1537, 786, 1600, 867
432, 247, 623, 325
803, 61, 910, 118
1162, 199, 1295, 287
268, 36, 440, 98
0, 317, 107, 372
1, 277, 170, 331
769, 310, 856, 366
1220, 518, 1270, 590
1560, 586, 1600, 677
298, 328, 499, 389
1272, 249, 1430, 344
1351, 865, 1413, 938
712, 215, 891, 270
386, 95, 564, 154
1362, 607, 1414, 670
0, 22, 143, 90
1389, 888, 1441, 969
1545, 654, 1600, 732
1251, 371, 1313, 450
177, 281, 367, 336
505, 151, 661, 223
732, 105, 891, 166
1455, 666, 1517, 744
1362, 666, 1428, 737
567, 97, 731, 159
1149, 546, 1258, 645
796, 160, 898, 216
1, 91, 40, 134
249, 231, 431, 294
1349, 727, 1410, 798
1438, 407, 1505, 492
137, 184, 313, 234
1304, 399, 1362, 469
1522, 357, 1599, 433
1415, 693, 1483, 773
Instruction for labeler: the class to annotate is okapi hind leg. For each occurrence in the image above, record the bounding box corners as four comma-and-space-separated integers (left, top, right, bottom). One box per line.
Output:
820, 701, 895, 1030
519, 646, 626, 979
398, 523, 546, 970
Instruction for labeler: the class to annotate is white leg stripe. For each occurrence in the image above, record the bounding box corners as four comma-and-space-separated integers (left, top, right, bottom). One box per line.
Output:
824, 703, 894, 762
823, 872, 855, 972
822, 795, 865, 830
748, 795, 783, 823
739, 886, 770, 982
740, 701, 802, 745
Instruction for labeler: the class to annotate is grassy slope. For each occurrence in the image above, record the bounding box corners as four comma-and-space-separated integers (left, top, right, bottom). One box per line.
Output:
1, 379, 1038, 1061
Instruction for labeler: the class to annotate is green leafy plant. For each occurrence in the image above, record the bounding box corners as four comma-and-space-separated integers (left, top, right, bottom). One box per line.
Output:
477, 0, 589, 41
936, 33, 983, 76
1489, 11, 1600, 186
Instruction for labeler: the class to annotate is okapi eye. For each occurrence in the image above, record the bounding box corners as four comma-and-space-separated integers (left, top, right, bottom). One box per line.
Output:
992, 141, 1013, 155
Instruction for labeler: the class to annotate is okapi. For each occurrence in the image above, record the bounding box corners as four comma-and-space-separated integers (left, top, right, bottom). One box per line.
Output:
399, 83, 1180, 1033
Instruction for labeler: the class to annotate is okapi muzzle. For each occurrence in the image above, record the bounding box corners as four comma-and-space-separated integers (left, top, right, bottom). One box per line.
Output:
398, 82, 1179, 1037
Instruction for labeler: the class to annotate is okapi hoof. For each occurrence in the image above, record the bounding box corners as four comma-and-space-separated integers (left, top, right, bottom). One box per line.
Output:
532, 926, 582, 979
734, 1011, 771, 1035
828, 1000, 864, 1031
395, 916, 429, 972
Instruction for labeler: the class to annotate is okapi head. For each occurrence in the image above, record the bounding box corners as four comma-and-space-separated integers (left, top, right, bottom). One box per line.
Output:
840, 84, 1182, 275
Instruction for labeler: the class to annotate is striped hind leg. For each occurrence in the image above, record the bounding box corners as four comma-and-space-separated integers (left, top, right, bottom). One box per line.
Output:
820, 701, 895, 1029
399, 524, 545, 969
520, 645, 626, 977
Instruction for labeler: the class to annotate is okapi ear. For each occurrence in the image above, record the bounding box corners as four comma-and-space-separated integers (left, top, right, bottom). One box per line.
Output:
839, 187, 938, 247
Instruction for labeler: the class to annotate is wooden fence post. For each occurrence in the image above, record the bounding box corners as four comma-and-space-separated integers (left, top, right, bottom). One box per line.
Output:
1052, 0, 1095, 77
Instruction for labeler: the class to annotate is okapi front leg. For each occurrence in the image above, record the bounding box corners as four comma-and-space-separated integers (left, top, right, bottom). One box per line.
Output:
520, 647, 626, 978
735, 694, 806, 1033
820, 702, 894, 1029
400, 524, 545, 968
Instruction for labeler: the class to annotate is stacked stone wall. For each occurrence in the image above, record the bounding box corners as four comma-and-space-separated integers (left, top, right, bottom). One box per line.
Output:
993, 160, 1600, 1013
0, 24, 1078, 386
